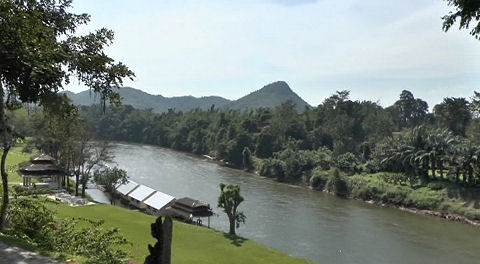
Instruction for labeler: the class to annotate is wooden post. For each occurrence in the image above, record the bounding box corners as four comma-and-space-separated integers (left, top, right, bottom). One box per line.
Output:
145, 216, 173, 264
161, 217, 173, 264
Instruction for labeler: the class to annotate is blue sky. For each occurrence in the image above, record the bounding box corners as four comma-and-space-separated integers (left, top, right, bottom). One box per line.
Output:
67, 0, 480, 108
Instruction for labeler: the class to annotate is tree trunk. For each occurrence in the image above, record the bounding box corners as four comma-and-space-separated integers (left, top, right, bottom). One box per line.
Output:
455, 167, 460, 183
66, 175, 70, 193
75, 173, 79, 196
431, 159, 436, 180
439, 161, 444, 179
81, 180, 86, 198
0, 146, 11, 231
0, 79, 11, 232
468, 167, 473, 186
229, 217, 236, 235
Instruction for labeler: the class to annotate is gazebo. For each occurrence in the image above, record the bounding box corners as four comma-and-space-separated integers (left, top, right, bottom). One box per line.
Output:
19, 154, 64, 189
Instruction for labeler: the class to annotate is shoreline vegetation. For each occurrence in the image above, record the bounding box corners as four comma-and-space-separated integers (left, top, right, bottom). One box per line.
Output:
202, 152, 480, 226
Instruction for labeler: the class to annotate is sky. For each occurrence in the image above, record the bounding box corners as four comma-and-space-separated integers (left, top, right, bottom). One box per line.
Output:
67, 0, 480, 108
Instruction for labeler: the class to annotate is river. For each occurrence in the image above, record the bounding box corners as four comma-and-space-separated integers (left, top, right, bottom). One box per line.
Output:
104, 142, 480, 264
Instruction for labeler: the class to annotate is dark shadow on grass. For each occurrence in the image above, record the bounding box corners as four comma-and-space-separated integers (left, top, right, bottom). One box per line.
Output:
223, 233, 248, 247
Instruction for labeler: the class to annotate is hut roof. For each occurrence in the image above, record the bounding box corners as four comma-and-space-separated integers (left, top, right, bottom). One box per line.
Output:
165, 197, 213, 218
31, 154, 56, 163
116, 180, 139, 196
175, 197, 210, 209
20, 163, 64, 176
128, 184, 156, 202
143, 191, 175, 210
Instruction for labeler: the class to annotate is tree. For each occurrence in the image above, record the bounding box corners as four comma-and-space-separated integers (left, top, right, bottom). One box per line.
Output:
242, 147, 253, 171
94, 167, 127, 205
393, 90, 429, 128
433, 97, 471, 136
326, 169, 347, 196
0, 0, 133, 230
443, 0, 480, 40
71, 138, 112, 198
217, 183, 246, 235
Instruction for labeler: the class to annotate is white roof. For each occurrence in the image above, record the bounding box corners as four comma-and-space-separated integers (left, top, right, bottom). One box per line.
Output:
144, 191, 175, 210
128, 185, 156, 202
116, 180, 139, 196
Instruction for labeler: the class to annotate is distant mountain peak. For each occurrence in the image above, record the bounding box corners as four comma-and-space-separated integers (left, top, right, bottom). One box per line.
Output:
64, 81, 310, 112
261, 81, 293, 95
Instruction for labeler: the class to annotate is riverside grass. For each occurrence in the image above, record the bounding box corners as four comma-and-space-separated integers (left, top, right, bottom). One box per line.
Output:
43, 201, 315, 264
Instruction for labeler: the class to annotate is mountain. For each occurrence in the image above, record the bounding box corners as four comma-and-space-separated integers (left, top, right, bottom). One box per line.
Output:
63, 87, 231, 113
63, 81, 311, 113
226, 81, 310, 112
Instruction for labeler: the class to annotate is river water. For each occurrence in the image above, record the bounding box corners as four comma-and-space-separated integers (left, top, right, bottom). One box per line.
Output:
106, 142, 480, 264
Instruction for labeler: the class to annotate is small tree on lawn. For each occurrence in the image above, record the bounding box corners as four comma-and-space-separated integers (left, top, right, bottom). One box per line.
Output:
94, 167, 128, 205
217, 183, 246, 235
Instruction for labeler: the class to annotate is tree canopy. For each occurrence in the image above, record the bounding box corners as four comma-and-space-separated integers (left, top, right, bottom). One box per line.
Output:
0, 0, 134, 230
443, 0, 480, 39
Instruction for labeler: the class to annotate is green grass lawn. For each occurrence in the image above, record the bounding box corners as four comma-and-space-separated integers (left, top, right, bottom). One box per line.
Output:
44, 201, 315, 264
5, 144, 34, 183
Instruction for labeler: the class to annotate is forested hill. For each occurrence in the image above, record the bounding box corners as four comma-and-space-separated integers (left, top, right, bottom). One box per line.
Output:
63, 81, 311, 113
226, 81, 310, 112
62, 87, 231, 113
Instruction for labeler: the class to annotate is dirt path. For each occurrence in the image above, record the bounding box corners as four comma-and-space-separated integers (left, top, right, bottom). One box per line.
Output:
0, 241, 64, 264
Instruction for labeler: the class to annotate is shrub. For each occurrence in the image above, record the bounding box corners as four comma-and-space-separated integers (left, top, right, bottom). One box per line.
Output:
12, 185, 56, 197
426, 182, 445, 191
378, 173, 409, 185
7, 198, 54, 240
258, 158, 286, 181
309, 168, 329, 190
405, 187, 446, 209
7, 198, 128, 263
326, 169, 348, 196
347, 174, 412, 205
347, 175, 373, 200
335, 152, 360, 175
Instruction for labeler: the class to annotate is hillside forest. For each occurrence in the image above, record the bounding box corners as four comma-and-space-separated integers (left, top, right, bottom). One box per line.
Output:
13, 88, 480, 221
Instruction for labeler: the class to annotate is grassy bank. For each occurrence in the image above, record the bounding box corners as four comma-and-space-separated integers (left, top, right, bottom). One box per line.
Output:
42, 201, 314, 264
308, 170, 480, 223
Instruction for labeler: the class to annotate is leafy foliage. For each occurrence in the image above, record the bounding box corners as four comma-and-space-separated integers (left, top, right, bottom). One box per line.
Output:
218, 183, 246, 235
443, 0, 480, 39
7, 198, 129, 264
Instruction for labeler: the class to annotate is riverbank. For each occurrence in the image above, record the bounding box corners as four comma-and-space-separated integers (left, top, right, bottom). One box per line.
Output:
202, 153, 480, 227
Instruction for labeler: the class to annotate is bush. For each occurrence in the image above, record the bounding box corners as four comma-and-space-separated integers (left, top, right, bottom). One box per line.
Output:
335, 152, 360, 175
309, 168, 329, 190
326, 169, 348, 196
378, 173, 409, 185
12, 185, 56, 196
347, 174, 412, 205
258, 158, 286, 181
7, 198, 54, 240
426, 182, 445, 191
7, 198, 129, 263
405, 187, 446, 209
348, 175, 373, 200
